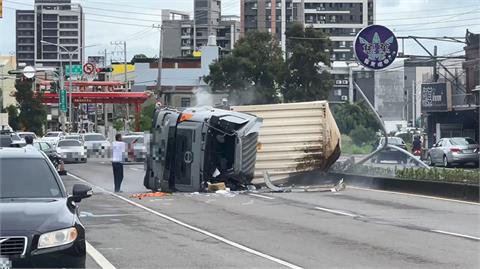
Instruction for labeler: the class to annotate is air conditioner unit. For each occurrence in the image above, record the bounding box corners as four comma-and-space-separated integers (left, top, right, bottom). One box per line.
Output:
343, 80, 349, 84
341, 95, 348, 101
336, 80, 342, 84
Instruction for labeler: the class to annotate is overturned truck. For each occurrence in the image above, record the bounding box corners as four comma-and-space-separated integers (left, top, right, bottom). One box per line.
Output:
144, 101, 341, 192
143, 106, 262, 192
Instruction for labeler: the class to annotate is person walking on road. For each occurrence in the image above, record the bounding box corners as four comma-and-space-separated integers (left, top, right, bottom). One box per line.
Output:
24, 135, 35, 150
112, 133, 126, 193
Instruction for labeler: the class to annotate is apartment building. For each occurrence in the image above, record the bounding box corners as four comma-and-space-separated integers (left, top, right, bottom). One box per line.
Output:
16, 0, 84, 68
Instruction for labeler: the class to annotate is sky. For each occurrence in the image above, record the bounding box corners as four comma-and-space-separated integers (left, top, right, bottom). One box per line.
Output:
0, 0, 479, 62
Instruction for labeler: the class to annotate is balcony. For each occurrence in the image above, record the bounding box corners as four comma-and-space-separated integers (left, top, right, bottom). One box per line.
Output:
452, 93, 479, 110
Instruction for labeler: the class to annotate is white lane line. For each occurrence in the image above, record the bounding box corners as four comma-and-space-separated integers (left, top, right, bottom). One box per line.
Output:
248, 193, 275, 200
349, 186, 480, 205
86, 241, 117, 269
314, 207, 358, 217
430, 230, 480, 241
69, 173, 303, 269
129, 167, 142, 171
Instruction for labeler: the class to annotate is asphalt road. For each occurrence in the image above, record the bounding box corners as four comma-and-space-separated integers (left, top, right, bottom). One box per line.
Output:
63, 159, 480, 269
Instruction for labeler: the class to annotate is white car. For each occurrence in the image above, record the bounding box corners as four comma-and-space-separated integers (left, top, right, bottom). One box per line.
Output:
17, 132, 38, 142
56, 139, 87, 163
42, 131, 65, 147
81, 133, 111, 158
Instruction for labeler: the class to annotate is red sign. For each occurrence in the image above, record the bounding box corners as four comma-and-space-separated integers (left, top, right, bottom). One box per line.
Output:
83, 63, 95, 75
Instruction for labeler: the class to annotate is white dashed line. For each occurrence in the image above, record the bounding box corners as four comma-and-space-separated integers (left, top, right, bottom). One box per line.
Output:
430, 230, 480, 241
248, 193, 275, 200
69, 173, 303, 269
86, 241, 116, 269
314, 206, 358, 217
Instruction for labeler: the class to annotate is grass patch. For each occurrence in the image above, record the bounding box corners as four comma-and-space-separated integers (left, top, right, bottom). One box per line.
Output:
341, 134, 373, 155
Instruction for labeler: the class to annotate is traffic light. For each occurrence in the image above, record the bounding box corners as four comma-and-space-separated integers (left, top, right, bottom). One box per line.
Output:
96, 67, 113, 73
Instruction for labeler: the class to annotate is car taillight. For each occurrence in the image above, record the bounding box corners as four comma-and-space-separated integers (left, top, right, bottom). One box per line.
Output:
450, 148, 461, 153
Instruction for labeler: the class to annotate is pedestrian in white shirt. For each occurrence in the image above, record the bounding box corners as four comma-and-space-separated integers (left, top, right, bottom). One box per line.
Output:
24, 135, 36, 150
112, 133, 126, 192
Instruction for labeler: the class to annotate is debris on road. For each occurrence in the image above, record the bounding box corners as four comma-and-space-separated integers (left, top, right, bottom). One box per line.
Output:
207, 182, 226, 192
263, 171, 346, 193
130, 192, 170, 199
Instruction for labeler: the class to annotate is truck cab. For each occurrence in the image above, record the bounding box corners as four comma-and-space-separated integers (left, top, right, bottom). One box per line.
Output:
144, 106, 262, 192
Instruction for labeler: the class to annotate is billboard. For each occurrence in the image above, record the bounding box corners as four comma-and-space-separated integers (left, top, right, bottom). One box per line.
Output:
421, 82, 451, 112
87, 56, 105, 67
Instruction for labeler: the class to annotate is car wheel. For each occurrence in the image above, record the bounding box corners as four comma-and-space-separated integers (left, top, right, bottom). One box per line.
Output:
443, 155, 450, 168
426, 155, 433, 166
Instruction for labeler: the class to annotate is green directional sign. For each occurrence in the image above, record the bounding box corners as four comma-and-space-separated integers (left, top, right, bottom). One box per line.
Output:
59, 89, 67, 112
65, 65, 83, 76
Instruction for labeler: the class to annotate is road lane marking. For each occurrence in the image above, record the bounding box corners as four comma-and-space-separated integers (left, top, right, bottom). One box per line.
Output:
129, 167, 143, 171
348, 186, 480, 205
69, 173, 303, 269
248, 193, 275, 200
314, 207, 357, 217
430, 230, 480, 241
86, 241, 116, 269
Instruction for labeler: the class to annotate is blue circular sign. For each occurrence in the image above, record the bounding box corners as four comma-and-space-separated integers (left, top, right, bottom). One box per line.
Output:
354, 25, 398, 70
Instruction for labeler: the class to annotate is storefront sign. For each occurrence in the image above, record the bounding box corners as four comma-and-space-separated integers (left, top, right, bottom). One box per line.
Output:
354, 25, 398, 70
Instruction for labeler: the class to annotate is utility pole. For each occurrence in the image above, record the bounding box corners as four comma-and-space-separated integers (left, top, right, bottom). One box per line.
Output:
123, 42, 129, 131
59, 66, 66, 133
433, 45, 438, 82
412, 80, 416, 128
155, 25, 164, 103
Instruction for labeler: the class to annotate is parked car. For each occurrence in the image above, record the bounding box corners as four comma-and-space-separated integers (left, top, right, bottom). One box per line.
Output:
56, 139, 87, 163
426, 137, 479, 167
373, 137, 408, 164
0, 131, 25, 147
0, 147, 91, 268
63, 134, 85, 143
17, 131, 38, 141
81, 133, 111, 158
31, 141, 67, 175
123, 135, 147, 162
42, 131, 65, 147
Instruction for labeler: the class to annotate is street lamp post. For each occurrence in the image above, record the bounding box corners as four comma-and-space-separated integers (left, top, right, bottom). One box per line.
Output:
41, 41, 97, 132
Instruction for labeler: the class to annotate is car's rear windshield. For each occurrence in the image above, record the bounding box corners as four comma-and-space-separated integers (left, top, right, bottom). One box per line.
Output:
65, 136, 81, 140
380, 137, 404, 145
0, 158, 62, 198
10, 134, 21, 141
84, 134, 106, 141
19, 133, 37, 139
58, 140, 82, 147
123, 136, 141, 144
450, 138, 476, 145
44, 132, 60, 137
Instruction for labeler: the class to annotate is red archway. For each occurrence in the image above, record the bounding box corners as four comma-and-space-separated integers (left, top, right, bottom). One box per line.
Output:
41, 92, 151, 131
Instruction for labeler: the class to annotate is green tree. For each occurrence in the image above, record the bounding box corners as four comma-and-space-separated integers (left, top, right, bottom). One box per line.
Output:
332, 103, 380, 135
15, 78, 47, 135
5, 104, 20, 131
349, 125, 376, 146
204, 31, 287, 105
283, 22, 333, 102
139, 99, 156, 131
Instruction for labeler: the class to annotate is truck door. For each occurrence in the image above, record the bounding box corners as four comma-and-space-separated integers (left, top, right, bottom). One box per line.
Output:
173, 121, 203, 192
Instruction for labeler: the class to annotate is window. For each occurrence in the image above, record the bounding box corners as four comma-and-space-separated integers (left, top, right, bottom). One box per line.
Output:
0, 159, 62, 198
57, 140, 82, 147
181, 98, 191, 107
334, 89, 342, 96
331, 15, 336, 23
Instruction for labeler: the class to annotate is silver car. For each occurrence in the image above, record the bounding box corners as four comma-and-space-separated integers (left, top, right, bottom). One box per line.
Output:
81, 133, 111, 158
56, 139, 87, 163
123, 135, 147, 162
426, 137, 479, 167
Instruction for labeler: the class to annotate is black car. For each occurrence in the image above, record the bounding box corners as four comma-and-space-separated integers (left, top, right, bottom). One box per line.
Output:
373, 137, 409, 164
0, 132, 25, 148
32, 141, 66, 173
0, 147, 92, 268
